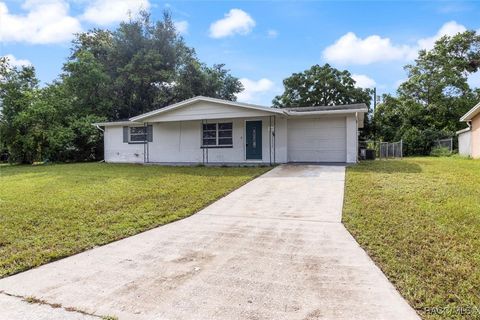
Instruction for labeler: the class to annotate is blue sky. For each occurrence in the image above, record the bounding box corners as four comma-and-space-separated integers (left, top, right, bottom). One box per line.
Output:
1, 0, 480, 106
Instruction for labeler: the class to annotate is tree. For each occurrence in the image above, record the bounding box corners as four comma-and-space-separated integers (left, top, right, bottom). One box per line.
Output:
272, 64, 372, 108
373, 95, 444, 155
64, 11, 243, 120
0, 58, 39, 163
398, 31, 480, 133
0, 57, 105, 164
174, 63, 243, 102
373, 95, 404, 142
273, 64, 373, 137
373, 30, 480, 155
63, 50, 113, 118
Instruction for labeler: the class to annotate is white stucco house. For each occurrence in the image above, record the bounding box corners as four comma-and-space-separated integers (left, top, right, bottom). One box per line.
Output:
93, 96, 367, 165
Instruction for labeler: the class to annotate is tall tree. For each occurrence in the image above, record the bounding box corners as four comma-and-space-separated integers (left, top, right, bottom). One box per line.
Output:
63, 50, 113, 118
64, 11, 243, 120
374, 30, 480, 155
0, 58, 104, 164
0, 58, 39, 163
398, 30, 480, 133
272, 64, 372, 108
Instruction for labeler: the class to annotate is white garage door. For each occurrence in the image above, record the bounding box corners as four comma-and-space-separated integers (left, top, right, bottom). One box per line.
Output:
287, 117, 346, 162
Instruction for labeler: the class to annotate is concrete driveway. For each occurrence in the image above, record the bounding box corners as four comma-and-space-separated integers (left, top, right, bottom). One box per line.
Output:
0, 165, 419, 320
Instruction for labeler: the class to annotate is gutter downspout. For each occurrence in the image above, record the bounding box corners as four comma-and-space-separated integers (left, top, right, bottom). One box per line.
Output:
94, 124, 104, 132
143, 122, 147, 164
355, 112, 359, 163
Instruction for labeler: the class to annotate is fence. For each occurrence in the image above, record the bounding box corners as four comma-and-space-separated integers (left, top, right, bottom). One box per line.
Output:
434, 138, 453, 153
379, 140, 403, 159
358, 140, 403, 159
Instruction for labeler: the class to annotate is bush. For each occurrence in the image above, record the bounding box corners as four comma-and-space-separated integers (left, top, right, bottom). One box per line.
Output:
430, 146, 452, 157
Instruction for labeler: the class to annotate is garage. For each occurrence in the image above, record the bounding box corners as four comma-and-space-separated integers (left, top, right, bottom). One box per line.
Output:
287, 117, 347, 162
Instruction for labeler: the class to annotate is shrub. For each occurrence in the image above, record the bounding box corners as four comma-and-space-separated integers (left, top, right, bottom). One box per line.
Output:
430, 146, 452, 157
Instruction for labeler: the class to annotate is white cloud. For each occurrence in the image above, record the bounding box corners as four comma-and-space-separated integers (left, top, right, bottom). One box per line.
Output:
323, 21, 468, 65
174, 20, 188, 35
81, 0, 150, 26
2, 54, 32, 67
267, 29, 278, 38
0, 0, 82, 44
416, 21, 466, 51
209, 9, 255, 38
237, 78, 275, 104
352, 74, 376, 88
6, 54, 31, 67
323, 32, 414, 65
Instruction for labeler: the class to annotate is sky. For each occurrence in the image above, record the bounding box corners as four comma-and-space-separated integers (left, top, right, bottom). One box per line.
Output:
1, 0, 480, 106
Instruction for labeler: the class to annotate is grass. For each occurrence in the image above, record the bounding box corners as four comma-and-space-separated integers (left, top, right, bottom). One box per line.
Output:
0, 162, 270, 278
343, 157, 480, 320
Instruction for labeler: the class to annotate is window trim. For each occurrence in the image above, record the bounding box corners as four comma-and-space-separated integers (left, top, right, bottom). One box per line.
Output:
201, 122, 233, 148
128, 126, 147, 144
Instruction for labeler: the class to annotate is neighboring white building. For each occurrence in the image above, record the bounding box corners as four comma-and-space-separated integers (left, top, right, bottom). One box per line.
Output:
457, 127, 471, 157
458, 101, 480, 159
94, 96, 367, 165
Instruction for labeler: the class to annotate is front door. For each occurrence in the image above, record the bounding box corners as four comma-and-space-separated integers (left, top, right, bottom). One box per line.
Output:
246, 121, 262, 160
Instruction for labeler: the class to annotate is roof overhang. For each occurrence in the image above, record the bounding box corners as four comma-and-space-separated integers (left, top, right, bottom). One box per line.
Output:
92, 121, 143, 127
93, 97, 368, 127
129, 96, 283, 122
285, 107, 368, 128
456, 127, 471, 135
285, 108, 368, 117
460, 101, 480, 121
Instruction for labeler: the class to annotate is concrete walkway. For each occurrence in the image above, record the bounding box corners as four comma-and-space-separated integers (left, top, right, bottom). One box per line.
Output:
0, 165, 419, 320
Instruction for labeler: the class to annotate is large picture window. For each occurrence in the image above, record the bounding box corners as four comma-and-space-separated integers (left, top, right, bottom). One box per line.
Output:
202, 122, 233, 147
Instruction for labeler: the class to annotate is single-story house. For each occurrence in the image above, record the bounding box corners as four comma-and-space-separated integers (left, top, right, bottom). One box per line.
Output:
93, 96, 367, 165
458, 101, 480, 158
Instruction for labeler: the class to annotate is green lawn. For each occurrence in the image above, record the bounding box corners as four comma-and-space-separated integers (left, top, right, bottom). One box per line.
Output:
343, 157, 480, 320
0, 163, 270, 278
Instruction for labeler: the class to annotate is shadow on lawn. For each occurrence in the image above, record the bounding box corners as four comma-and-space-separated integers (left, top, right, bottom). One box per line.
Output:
352, 160, 422, 174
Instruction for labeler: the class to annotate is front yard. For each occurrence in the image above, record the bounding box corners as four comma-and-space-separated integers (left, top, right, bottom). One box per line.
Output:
0, 163, 269, 278
343, 157, 480, 320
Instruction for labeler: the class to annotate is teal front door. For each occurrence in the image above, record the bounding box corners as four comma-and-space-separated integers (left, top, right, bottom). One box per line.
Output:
246, 121, 262, 160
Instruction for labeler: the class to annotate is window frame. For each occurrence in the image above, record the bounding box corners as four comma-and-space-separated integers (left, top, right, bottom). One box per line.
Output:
201, 122, 233, 148
129, 126, 147, 144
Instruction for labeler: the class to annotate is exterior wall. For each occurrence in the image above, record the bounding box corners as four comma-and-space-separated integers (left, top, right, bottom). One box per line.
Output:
458, 130, 471, 157
274, 117, 288, 163
472, 114, 480, 159
105, 116, 288, 164
103, 114, 360, 164
104, 126, 145, 163
346, 115, 358, 163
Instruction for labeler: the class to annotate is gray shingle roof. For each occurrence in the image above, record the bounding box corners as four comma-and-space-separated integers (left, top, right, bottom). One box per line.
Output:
285, 103, 367, 112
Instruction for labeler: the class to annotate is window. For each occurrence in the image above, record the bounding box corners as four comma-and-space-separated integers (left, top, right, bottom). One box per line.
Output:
123, 125, 152, 143
202, 122, 233, 147
130, 126, 147, 142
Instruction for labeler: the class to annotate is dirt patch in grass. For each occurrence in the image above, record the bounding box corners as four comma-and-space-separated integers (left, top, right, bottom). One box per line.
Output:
343, 157, 480, 319
0, 163, 270, 278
